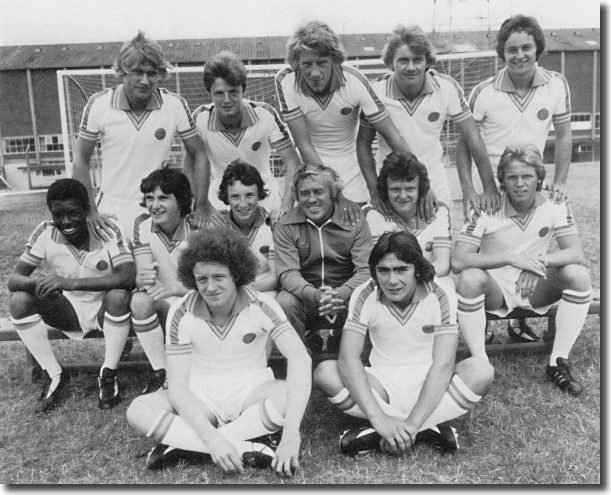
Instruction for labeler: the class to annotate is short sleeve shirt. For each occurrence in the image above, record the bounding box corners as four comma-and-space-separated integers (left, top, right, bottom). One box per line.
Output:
78, 85, 198, 201
344, 279, 458, 368
468, 66, 571, 165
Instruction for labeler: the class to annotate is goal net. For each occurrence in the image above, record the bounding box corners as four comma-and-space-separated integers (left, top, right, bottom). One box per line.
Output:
57, 51, 497, 185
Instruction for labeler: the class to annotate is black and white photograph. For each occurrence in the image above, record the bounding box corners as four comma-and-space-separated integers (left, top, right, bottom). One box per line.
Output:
0, 0, 601, 485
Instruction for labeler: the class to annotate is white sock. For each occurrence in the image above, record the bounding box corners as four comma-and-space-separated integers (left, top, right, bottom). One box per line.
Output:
132, 314, 166, 370
550, 289, 592, 366
11, 314, 62, 377
420, 375, 482, 431
147, 411, 256, 455
101, 312, 131, 371
219, 399, 284, 440
457, 294, 488, 361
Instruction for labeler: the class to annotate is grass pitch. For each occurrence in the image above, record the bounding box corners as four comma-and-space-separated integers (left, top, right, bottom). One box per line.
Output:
0, 163, 600, 484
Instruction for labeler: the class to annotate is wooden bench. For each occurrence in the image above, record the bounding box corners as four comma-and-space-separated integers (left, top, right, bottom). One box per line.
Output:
0, 290, 600, 383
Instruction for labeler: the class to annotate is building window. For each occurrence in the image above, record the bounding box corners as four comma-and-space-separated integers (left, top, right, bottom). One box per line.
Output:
571, 113, 591, 122
3, 134, 64, 154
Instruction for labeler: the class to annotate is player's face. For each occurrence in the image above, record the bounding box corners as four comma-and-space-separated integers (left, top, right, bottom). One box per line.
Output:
297, 176, 334, 225
210, 78, 244, 122
49, 198, 88, 244
375, 253, 417, 308
503, 31, 537, 79
144, 186, 181, 232
122, 61, 161, 107
502, 159, 539, 206
392, 44, 427, 88
298, 52, 334, 94
193, 262, 238, 313
387, 177, 419, 217
228, 180, 259, 227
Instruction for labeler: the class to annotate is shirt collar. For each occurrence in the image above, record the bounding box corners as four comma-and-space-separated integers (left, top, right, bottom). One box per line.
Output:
208, 101, 258, 131
296, 64, 346, 97
194, 286, 252, 321
494, 65, 551, 93
281, 203, 351, 231
501, 191, 547, 217
387, 71, 437, 100
112, 84, 163, 111
150, 216, 190, 240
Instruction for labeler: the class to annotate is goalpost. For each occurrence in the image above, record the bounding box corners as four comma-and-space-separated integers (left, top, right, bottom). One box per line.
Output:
57, 50, 498, 182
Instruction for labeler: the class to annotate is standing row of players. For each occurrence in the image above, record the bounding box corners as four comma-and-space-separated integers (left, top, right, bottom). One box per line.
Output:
8, 14, 591, 476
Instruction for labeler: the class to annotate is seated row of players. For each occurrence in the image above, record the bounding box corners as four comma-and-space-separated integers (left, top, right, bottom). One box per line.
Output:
8, 141, 591, 475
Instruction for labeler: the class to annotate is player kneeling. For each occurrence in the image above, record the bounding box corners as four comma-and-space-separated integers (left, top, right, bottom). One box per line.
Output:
314, 231, 494, 456
8, 179, 135, 412
126, 227, 311, 476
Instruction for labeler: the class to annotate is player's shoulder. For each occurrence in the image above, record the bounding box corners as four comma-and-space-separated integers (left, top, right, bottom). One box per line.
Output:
132, 212, 151, 243
470, 75, 496, 98
431, 70, 463, 91
157, 87, 185, 102
28, 220, 55, 243
353, 279, 378, 303
192, 103, 213, 121
247, 99, 281, 118
87, 87, 113, 103
341, 64, 371, 86
275, 66, 295, 83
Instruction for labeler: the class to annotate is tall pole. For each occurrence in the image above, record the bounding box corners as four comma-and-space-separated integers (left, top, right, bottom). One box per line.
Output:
26, 69, 41, 189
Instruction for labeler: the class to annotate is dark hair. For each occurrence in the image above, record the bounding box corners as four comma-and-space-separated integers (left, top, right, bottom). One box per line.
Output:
177, 227, 258, 290
139, 166, 192, 216
203, 51, 248, 93
377, 151, 430, 203
113, 30, 172, 79
286, 20, 345, 70
217, 159, 268, 205
496, 15, 546, 61
47, 178, 90, 213
369, 231, 435, 283
497, 144, 546, 191
382, 24, 436, 70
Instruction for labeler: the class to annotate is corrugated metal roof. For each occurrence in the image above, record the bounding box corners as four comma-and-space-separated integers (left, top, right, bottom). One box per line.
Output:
0, 28, 599, 71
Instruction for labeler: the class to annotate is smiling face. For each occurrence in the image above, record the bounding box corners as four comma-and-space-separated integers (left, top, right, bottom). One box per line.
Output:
122, 61, 161, 108
297, 175, 334, 225
387, 177, 419, 219
503, 31, 537, 80
228, 180, 259, 227
210, 77, 244, 124
144, 186, 181, 233
50, 198, 88, 245
375, 253, 417, 308
502, 159, 539, 208
298, 52, 334, 94
392, 44, 427, 91
193, 261, 238, 314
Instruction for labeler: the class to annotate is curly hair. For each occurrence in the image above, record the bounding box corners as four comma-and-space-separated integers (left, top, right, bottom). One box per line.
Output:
286, 20, 345, 70
203, 51, 248, 93
113, 30, 172, 79
139, 166, 192, 216
294, 162, 342, 200
177, 227, 258, 290
497, 144, 546, 191
376, 151, 430, 203
217, 159, 268, 206
382, 24, 436, 70
47, 178, 90, 213
496, 15, 546, 62
369, 231, 435, 283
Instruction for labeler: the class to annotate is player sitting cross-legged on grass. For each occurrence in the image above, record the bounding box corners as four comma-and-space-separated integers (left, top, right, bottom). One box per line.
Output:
131, 167, 196, 395
8, 178, 135, 412
126, 227, 311, 476
452, 144, 592, 396
314, 231, 494, 456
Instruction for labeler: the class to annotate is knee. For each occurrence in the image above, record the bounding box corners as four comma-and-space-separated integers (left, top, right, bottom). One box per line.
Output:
558, 264, 592, 291
457, 269, 488, 297
126, 394, 156, 435
9, 291, 36, 319
104, 289, 131, 315
456, 357, 495, 396
130, 292, 155, 320
313, 359, 341, 396
276, 290, 300, 312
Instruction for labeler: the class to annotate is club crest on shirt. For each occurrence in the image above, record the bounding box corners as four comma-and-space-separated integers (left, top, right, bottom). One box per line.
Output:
538, 227, 550, 237
96, 260, 109, 271
252, 141, 262, 151
242, 333, 257, 344
422, 325, 435, 334
425, 241, 433, 252
537, 108, 549, 120
428, 112, 440, 122
154, 128, 166, 140
340, 107, 353, 115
